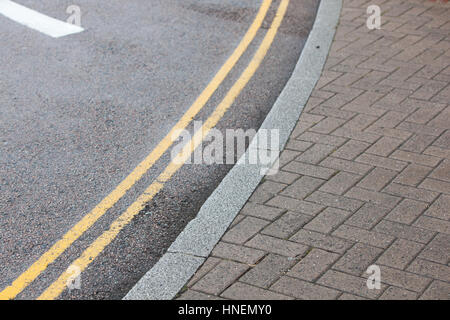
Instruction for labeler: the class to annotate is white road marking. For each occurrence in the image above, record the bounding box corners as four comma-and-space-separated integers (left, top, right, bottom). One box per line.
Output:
0, 0, 84, 38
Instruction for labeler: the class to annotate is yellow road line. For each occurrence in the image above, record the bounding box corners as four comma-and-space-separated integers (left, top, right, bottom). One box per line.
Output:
38, 0, 289, 300
0, 0, 273, 300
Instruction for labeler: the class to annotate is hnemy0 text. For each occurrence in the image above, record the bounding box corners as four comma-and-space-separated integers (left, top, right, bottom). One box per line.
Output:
178, 304, 272, 317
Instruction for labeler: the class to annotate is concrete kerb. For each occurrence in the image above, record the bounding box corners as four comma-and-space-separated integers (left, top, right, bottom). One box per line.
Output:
124, 0, 342, 300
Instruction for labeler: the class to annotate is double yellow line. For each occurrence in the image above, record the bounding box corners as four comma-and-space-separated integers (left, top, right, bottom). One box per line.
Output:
0, 0, 289, 300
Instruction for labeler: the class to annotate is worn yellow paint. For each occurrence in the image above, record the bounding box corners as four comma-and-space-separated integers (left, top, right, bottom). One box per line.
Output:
0, 0, 273, 300
38, 0, 289, 300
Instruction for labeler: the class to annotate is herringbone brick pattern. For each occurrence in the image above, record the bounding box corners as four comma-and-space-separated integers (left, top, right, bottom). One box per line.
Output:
178, 0, 450, 300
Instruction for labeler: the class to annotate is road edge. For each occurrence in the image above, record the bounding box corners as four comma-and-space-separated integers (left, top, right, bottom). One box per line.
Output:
124, 0, 342, 300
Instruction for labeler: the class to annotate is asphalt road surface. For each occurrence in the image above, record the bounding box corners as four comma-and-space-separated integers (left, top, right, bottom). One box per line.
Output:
0, 0, 319, 299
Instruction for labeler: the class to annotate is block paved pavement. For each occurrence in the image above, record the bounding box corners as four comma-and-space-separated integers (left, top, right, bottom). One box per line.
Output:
177, 0, 450, 300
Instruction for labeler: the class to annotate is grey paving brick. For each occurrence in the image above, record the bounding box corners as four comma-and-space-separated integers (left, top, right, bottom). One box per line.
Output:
406, 104, 446, 125
356, 153, 407, 171
212, 242, 266, 265
432, 130, 450, 149
296, 144, 336, 164
319, 171, 362, 195
306, 191, 364, 212
333, 140, 371, 160
266, 195, 325, 215
221, 282, 294, 300
265, 170, 301, 185
345, 187, 402, 209
368, 110, 407, 131
285, 139, 313, 152
375, 265, 432, 293
192, 260, 249, 295
385, 199, 429, 225
427, 106, 450, 129
278, 149, 302, 167
419, 280, 450, 300
262, 212, 312, 239
374, 220, 436, 244
240, 202, 285, 221
299, 112, 326, 124
424, 194, 450, 220
357, 167, 397, 191
240, 254, 296, 289
320, 156, 373, 175
407, 259, 450, 282
383, 183, 439, 203
222, 216, 270, 245
413, 216, 450, 235
291, 120, 316, 137
390, 150, 441, 167
338, 293, 368, 300
187, 257, 221, 286
245, 234, 309, 258
400, 134, 437, 153
418, 233, 450, 264
304, 207, 351, 233
317, 270, 383, 299
376, 239, 424, 270
397, 122, 446, 138
310, 117, 347, 134
333, 243, 383, 276
177, 290, 224, 300
230, 215, 245, 228
281, 176, 325, 200
288, 248, 340, 281
332, 224, 395, 248
343, 113, 378, 131
296, 131, 348, 147
271, 276, 340, 300
248, 181, 287, 203
345, 203, 391, 230
419, 178, 450, 195
379, 287, 419, 300
366, 137, 404, 157
424, 146, 450, 159
290, 229, 354, 254
311, 105, 356, 120
283, 160, 337, 179
333, 128, 380, 144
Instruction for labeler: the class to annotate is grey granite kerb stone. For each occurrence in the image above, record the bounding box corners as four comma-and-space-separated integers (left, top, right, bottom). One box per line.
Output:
124, 0, 343, 300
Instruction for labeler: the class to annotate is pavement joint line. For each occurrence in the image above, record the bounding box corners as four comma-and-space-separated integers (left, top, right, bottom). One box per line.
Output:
124, 0, 343, 300
167, 250, 206, 259
0, 0, 84, 38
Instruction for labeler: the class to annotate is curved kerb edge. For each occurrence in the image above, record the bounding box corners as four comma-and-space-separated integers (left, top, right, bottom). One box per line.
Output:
124, 0, 343, 300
